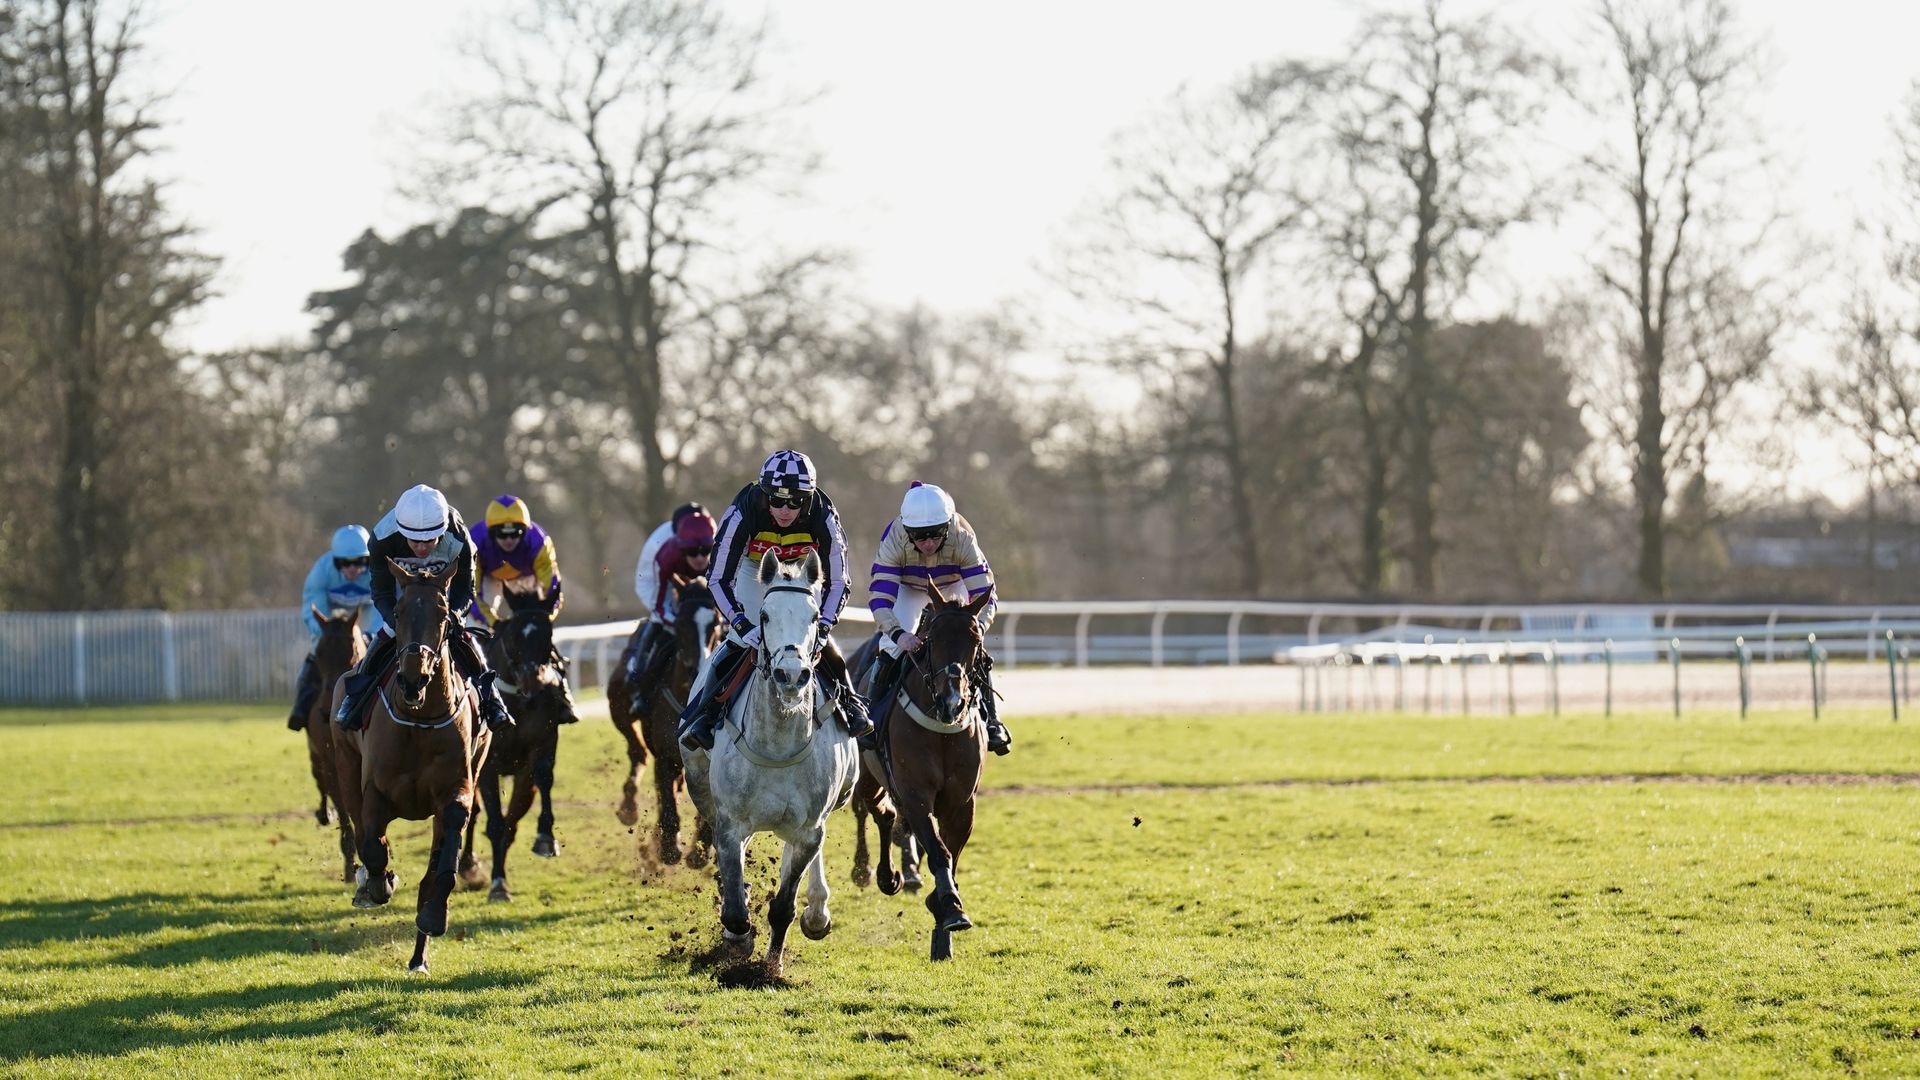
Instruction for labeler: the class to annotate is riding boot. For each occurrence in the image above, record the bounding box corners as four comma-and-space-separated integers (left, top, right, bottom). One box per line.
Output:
288, 652, 319, 731
628, 623, 669, 716
452, 629, 515, 731
549, 647, 580, 725
679, 639, 748, 752
817, 638, 874, 744
978, 658, 1010, 755
335, 633, 397, 730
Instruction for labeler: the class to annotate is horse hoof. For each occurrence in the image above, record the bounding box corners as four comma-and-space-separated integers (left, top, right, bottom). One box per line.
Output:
936, 911, 973, 933
660, 839, 683, 866
315, 808, 330, 827
614, 802, 639, 827
801, 916, 832, 941
532, 834, 558, 859
489, 881, 511, 903
409, 960, 429, 976
684, 845, 710, 871
417, 906, 449, 937
851, 865, 872, 889
877, 869, 901, 897
903, 876, 923, 894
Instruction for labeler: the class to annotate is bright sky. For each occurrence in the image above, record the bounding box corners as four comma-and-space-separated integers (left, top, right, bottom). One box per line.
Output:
146, 0, 1920, 497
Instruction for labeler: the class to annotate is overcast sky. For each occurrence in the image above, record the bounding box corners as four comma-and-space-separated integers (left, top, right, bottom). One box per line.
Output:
143, 0, 1920, 501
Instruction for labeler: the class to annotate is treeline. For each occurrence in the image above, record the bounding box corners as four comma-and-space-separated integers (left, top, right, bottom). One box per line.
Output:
2, 0, 1917, 615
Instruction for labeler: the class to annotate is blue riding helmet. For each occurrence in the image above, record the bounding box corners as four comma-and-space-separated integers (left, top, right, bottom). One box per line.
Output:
330, 525, 371, 561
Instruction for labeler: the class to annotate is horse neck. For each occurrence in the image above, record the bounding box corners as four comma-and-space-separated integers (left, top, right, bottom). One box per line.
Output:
741, 661, 817, 749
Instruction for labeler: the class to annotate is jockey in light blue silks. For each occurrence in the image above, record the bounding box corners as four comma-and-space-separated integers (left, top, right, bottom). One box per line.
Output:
287, 525, 385, 730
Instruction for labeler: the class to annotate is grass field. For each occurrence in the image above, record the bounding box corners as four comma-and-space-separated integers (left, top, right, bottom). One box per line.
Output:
7, 702, 1920, 1076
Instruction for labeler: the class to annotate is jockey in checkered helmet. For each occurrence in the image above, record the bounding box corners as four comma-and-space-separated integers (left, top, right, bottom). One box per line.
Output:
677, 448, 874, 752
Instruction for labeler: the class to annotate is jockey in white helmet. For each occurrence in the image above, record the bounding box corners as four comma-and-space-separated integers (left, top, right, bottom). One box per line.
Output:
865, 481, 1010, 754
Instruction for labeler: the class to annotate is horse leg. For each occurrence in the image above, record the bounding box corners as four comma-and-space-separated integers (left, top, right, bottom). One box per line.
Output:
531, 738, 559, 858
873, 794, 902, 897
799, 843, 834, 941
850, 787, 873, 889
489, 770, 532, 903
413, 796, 471, 973
899, 799, 968, 959
683, 751, 715, 871
713, 818, 753, 944
610, 670, 647, 826
353, 785, 398, 908
766, 830, 824, 979
307, 726, 331, 827
651, 714, 685, 864
458, 769, 490, 891
897, 819, 925, 893
329, 721, 363, 888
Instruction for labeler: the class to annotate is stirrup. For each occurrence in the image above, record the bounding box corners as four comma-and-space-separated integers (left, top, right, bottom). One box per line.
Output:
679, 714, 716, 752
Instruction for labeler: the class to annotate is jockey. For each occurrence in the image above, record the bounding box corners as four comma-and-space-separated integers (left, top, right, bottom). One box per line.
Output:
634, 501, 710, 618
626, 507, 717, 715
468, 494, 580, 724
866, 482, 1011, 754
286, 525, 384, 731
333, 484, 514, 733
677, 449, 873, 751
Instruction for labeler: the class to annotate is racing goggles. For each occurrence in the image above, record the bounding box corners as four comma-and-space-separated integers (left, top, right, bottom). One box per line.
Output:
904, 524, 949, 544
490, 523, 528, 540
765, 490, 810, 511
332, 556, 369, 570
683, 545, 713, 558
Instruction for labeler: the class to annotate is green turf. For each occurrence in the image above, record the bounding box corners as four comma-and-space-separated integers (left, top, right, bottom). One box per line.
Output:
6, 705, 1920, 1075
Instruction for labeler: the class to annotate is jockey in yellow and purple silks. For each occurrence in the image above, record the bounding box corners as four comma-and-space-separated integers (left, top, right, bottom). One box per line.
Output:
468, 494, 579, 723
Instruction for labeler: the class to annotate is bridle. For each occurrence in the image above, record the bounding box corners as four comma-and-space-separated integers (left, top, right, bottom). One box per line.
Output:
756, 583, 821, 683
908, 606, 983, 727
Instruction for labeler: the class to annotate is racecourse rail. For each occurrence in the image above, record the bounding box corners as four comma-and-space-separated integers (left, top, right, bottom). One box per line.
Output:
4, 600, 1919, 707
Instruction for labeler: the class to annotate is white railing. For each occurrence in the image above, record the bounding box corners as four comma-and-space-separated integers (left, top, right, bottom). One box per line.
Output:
9, 600, 1920, 706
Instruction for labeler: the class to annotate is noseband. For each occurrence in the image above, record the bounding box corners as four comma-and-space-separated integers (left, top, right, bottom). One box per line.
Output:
913, 609, 981, 724
757, 582, 820, 683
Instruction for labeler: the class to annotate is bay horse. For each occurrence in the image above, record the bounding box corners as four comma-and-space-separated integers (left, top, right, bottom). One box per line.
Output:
330, 557, 491, 974
306, 605, 365, 884
866, 583, 992, 961
456, 590, 564, 902
684, 551, 859, 979
620, 578, 723, 866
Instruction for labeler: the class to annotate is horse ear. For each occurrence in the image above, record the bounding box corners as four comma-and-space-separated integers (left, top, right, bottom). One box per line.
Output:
310, 603, 326, 625
430, 559, 459, 588
757, 550, 779, 585
346, 606, 361, 630
802, 550, 822, 585
384, 555, 410, 580
966, 590, 991, 616
927, 579, 949, 607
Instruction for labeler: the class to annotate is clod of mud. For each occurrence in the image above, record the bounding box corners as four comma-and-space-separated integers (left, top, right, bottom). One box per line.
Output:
715, 962, 794, 990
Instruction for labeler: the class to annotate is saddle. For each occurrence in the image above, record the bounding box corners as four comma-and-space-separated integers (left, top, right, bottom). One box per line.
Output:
714, 647, 760, 706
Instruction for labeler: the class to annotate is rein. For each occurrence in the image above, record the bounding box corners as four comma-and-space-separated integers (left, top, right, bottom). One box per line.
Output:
902, 607, 983, 734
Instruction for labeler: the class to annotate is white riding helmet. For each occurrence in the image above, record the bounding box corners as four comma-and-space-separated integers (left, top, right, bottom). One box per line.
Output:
394, 484, 451, 541
900, 483, 955, 530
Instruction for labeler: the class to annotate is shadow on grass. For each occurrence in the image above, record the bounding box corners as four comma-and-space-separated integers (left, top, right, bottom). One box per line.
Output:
0, 703, 282, 728
0, 890, 580, 970
0, 968, 540, 1063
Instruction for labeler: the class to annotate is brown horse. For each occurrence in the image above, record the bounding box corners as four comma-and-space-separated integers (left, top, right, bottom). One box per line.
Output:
865, 585, 993, 960
330, 557, 491, 975
610, 578, 723, 866
305, 605, 365, 884
848, 634, 922, 893
457, 590, 566, 902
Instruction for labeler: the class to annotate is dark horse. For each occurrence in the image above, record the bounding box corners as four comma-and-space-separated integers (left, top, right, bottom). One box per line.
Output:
609, 578, 723, 866
306, 605, 365, 884
331, 558, 491, 974
862, 584, 993, 961
848, 634, 923, 894
457, 590, 567, 902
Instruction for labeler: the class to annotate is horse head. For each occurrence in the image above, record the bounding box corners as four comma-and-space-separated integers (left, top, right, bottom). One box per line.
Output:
922, 581, 990, 726
311, 604, 365, 672
756, 550, 823, 699
387, 556, 457, 711
499, 592, 557, 696
674, 577, 720, 672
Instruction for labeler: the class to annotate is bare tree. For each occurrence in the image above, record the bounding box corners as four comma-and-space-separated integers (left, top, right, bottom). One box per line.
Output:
1575, 0, 1785, 596
444, 0, 825, 522
1068, 63, 1330, 594
1326, 0, 1554, 595
0, 0, 214, 608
